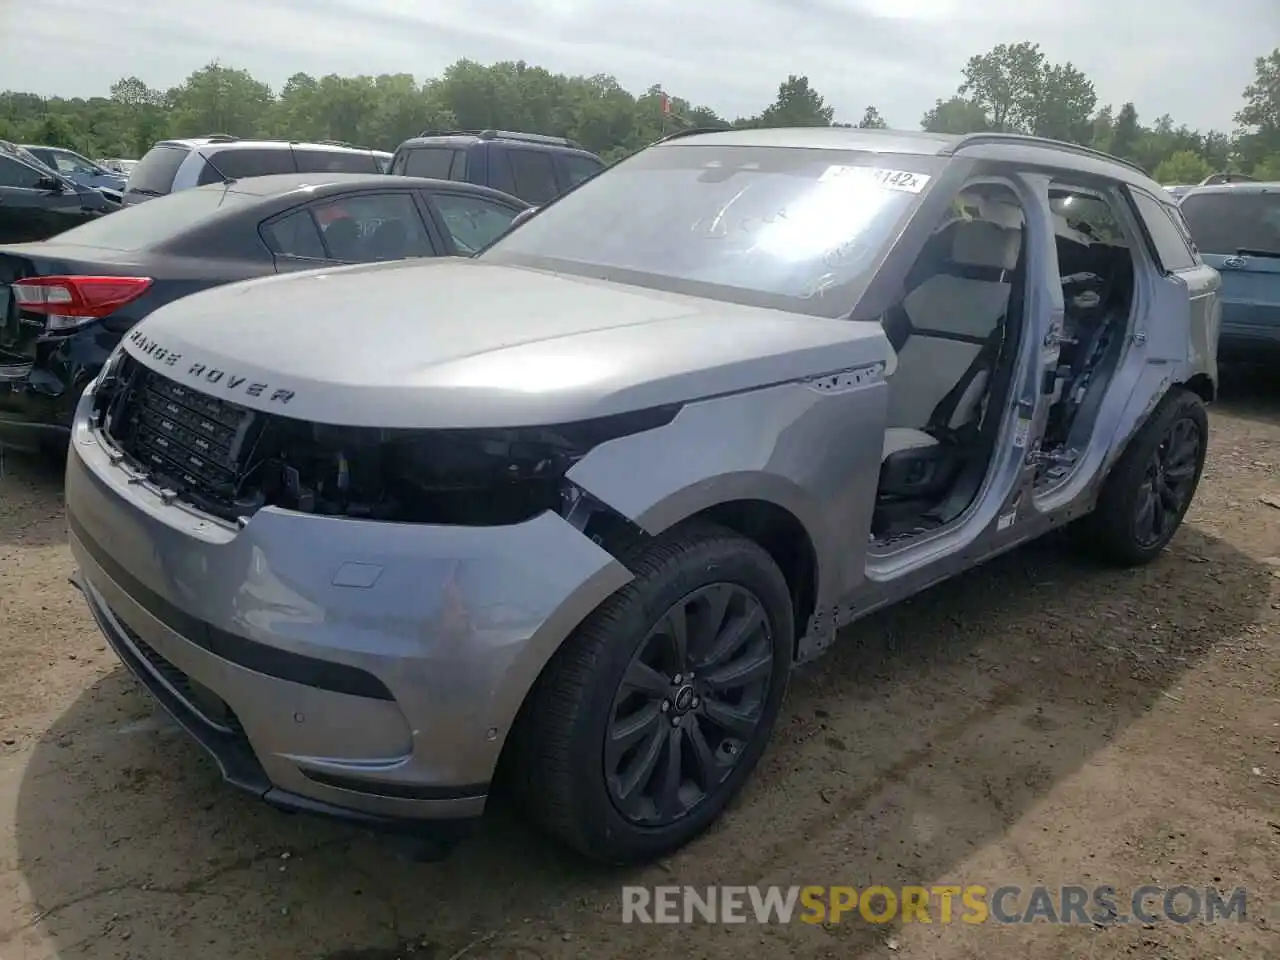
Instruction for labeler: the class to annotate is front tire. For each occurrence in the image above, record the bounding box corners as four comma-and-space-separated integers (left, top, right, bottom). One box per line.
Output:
1075, 386, 1208, 566
510, 522, 794, 865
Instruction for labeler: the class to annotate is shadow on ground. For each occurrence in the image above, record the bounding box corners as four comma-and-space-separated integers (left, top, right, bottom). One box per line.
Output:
0, 449, 65, 549
1215, 363, 1280, 427
10, 518, 1273, 959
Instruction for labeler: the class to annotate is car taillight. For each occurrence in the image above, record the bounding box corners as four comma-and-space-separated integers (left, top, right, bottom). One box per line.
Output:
11, 275, 152, 332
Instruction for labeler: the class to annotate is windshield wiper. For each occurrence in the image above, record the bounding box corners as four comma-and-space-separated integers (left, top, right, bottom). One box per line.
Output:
127, 187, 163, 196
1237, 247, 1280, 259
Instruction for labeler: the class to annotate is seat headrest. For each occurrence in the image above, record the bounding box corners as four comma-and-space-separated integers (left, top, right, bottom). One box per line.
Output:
950, 220, 1021, 271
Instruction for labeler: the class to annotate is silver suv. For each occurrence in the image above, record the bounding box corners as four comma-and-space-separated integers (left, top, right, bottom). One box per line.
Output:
122, 136, 387, 204
66, 127, 1220, 865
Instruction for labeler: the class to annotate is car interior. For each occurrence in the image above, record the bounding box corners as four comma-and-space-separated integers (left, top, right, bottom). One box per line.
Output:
1036, 187, 1137, 487
871, 183, 1140, 542
873, 184, 1027, 542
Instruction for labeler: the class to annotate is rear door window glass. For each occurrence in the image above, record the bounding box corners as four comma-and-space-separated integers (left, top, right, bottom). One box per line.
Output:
430, 192, 522, 254
128, 145, 190, 195
505, 148, 558, 204
559, 153, 604, 189
311, 192, 437, 261
294, 149, 379, 174
261, 208, 328, 260
1180, 191, 1280, 255
197, 148, 295, 185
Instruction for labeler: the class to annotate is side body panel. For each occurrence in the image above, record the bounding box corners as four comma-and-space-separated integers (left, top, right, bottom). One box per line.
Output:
568, 362, 891, 649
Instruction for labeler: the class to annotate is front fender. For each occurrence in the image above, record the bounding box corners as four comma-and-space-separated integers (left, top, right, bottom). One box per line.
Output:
567, 371, 889, 608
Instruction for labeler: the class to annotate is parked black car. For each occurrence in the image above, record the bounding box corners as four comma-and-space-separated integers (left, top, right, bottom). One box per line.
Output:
0, 172, 529, 451
0, 151, 117, 244
388, 129, 604, 205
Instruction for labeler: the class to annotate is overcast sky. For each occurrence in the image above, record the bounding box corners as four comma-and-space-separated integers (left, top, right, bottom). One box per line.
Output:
3, 0, 1275, 134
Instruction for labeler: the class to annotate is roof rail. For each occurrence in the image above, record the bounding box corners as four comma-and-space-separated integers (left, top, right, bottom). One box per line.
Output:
414, 128, 583, 149
649, 125, 734, 146
477, 129, 583, 149
1199, 171, 1255, 186
948, 132, 1150, 177
202, 133, 239, 143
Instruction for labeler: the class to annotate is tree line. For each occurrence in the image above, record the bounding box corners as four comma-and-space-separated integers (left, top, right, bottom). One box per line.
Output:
2, 42, 1278, 184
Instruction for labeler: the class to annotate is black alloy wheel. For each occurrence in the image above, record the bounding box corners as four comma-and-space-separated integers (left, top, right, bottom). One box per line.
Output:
605, 582, 774, 827
1133, 414, 1202, 549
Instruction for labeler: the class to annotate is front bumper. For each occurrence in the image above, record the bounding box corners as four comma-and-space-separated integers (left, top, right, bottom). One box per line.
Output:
66, 385, 632, 827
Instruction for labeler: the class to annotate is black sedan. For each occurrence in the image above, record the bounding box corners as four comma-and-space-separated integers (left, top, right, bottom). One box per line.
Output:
0, 173, 530, 452
0, 149, 118, 244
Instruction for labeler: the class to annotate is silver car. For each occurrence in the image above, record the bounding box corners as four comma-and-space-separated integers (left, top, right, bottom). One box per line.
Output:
63, 127, 1220, 865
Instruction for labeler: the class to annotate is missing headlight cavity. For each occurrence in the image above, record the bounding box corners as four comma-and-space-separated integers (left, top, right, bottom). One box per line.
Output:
96, 361, 682, 527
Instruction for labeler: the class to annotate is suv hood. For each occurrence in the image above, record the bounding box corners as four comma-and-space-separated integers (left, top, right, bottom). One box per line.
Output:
120, 258, 892, 429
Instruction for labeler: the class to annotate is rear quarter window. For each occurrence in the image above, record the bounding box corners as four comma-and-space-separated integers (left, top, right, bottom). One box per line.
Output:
128, 145, 190, 195
402, 147, 466, 180
1131, 190, 1198, 272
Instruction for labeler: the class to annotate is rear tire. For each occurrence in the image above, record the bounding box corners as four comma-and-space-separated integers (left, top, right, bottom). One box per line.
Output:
510, 522, 793, 865
1074, 386, 1208, 566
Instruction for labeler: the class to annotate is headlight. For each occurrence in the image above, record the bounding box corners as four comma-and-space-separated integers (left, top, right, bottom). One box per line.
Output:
252, 405, 682, 525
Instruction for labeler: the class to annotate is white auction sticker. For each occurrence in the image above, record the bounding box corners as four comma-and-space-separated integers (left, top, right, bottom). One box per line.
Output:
818, 166, 932, 193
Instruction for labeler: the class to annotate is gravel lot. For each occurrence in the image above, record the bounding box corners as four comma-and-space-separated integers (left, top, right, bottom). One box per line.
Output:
1, 373, 1277, 960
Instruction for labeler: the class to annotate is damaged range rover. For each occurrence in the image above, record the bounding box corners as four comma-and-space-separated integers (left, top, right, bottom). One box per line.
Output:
66, 127, 1220, 865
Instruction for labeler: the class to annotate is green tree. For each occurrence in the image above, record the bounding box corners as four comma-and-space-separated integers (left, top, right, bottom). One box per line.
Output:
168, 62, 274, 137
1110, 102, 1140, 159
1234, 48, 1280, 176
857, 105, 887, 129
920, 97, 990, 134
755, 75, 834, 127
1154, 150, 1213, 184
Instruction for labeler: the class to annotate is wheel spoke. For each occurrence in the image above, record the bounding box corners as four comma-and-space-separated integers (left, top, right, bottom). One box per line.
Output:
1134, 484, 1157, 540
698, 603, 765, 670
655, 727, 684, 820
608, 701, 662, 760
616, 723, 665, 807
700, 695, 758, 738
703, 647, 773, 692
692, 584, 733, 657
687, 717, 725, 791
621, 659, 670, 699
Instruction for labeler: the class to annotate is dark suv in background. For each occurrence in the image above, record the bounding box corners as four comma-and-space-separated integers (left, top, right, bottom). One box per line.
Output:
388, 129, 604, 205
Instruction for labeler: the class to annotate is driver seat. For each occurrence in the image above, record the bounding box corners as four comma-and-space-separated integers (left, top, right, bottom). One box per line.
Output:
878, 218, 1024, 500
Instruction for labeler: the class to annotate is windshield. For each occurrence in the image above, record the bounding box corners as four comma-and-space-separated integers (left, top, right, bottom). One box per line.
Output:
51, 185, 255, 250
1180, 190, 1280, 256
480, 143, 943, 317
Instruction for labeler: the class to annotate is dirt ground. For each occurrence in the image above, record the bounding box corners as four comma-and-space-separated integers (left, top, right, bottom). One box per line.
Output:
0, 376, 1277, 960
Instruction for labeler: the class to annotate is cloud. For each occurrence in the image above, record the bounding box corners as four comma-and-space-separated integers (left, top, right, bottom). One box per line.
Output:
1, 0, 1275, 132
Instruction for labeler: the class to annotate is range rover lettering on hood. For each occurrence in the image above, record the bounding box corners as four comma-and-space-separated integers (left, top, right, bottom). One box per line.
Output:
127, 328, 295, 405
